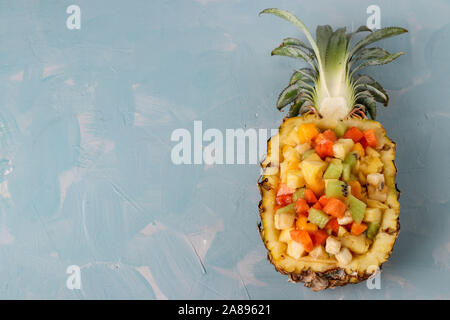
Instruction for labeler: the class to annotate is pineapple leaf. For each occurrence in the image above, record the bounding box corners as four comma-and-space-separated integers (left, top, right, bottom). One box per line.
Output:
288, 97, 312, 117
346, 25, 372, 48
281, 37, 315, 55
325, 28, 348, 72
259, 8, 326, 78
348, 27, 408, 60
350, 47, 391, 67
355, 83, 388, 105
289, 68, 316, 84
351, 52, 404, 76
316, 25, 333, 65
277, 80, 314, 110
354, 74, 389, 107
356, 96, 377, 119
271, 45, 316, 70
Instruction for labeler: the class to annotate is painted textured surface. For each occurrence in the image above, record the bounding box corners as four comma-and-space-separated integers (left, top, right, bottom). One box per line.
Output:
0, 0, 448, 299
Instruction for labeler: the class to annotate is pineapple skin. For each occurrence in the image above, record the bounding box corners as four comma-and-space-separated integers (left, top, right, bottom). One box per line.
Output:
258, 115, 400, 291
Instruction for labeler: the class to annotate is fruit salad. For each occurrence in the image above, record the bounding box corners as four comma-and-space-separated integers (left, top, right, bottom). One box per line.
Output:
274, 122, 388, 265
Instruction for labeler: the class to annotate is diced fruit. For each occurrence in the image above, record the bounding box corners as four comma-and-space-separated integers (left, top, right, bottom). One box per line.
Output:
274, 204, 296, 229
290, 229, 314, 252
279, 228, 294, 242
338, 226, 348, 237
360, 137, 368, 148
301, 149, 316, 160
364, 208, 382, 223
296, 143, 311, 155
292, 188, 306, 202
325, 179, 349, 200
287, 240, 305, 259
368, 185, 388, 202
348, 180, 362, 199
309, 245, 328, 259
323, 160, 343, 179
298, 123, 319, 144
322, 129, 337, 142
312, 230, 328, 246
286, 170, 305, 189
360, 155, 383, 175
318, 195, 329, 207
351, 142, 365, 158
366, 199, 388, 209
315, 139, 334, 159
343, 127, 364, 142
366, 222, 380, 240
312, 202, 322, 210
334, 122, 347, 138
276, 194, 293, 206
308, 208, 330, 229
304, 189, 318, 204
296, 216, 319, 232
342, 163, 351, 182
295, 198, 309, 216
343, 152, 358, 168
341, 234, 370, 254
363, 129, 378, 148
365, 147, 380, 158
323, 198, 347, 218
367, 173, 384, 187
335, 247, 352, 265
285, 127, 301, 146
325, 218, 339, 234
300, 157, 327, 195
332, 139, 354, 160
345, 194, 367, 224
325, 236, 341, 255
337, 210, 353, 225
277, 183, 295, 197
351, 222, 368, 236
282, 145, 300, 162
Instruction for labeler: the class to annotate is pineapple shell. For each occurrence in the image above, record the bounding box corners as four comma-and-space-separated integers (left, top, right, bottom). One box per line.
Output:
258, 115, 400, 291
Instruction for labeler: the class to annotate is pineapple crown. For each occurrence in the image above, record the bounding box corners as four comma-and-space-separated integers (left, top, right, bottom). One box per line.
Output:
260, 8, 408, 120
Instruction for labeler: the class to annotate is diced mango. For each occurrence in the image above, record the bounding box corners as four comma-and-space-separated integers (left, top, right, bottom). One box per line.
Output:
297, 123, 319, 144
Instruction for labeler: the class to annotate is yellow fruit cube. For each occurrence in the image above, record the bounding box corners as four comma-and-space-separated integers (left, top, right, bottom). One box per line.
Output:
297, 123, 319, 144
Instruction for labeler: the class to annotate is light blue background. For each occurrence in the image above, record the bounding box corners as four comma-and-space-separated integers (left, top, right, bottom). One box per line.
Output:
0, 0, 448, 299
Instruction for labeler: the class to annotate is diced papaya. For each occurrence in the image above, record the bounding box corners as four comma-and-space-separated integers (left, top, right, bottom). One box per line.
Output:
323, 198, 347, 218
276, 194, 293, 207
312, 202, 322, 210
304, 189, 318, 204
312, 229, 329, 246
351, 222, 368, 236
290, 229, 314, 252
276, 183, 295, 197
295, 198, 309, 217
343, 127, 364, 143
318, 195, 329, 207
315, 139, 334, 159
325, 218, 339, 235
363, 129, 378, 148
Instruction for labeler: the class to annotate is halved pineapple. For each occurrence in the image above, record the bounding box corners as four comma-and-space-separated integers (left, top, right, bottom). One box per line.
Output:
258, 9, 405, 290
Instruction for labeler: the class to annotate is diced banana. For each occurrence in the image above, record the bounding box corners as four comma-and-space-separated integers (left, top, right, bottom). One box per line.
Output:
338, 210, 353, 225
364, 208, 382, 223
274, 211, 296, 230
279, 228, 293, 242
368, 185, 388, 202
309, 245, 328, 259
335, 247, 352, 265
367, 173, 385, 187
287, 240, 305, 259
325, 236, 341, 255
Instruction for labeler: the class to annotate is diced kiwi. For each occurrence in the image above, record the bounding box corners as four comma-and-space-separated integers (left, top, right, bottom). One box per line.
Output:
308, 208, 330, 229
342, 163, 351, 182
325, 179, 349, 199
323, 160, 343, 179
366, 222, 380, 240
345, 194, 367, 224
292, 188, 306, 202
334, 121, 347, 138
301, 149, 316, 160
275, 203, 296, 215
343, 152, 358, 168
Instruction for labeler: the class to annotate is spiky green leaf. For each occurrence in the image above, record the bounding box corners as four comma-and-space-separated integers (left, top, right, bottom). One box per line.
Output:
277, 81, 314, 110
280, 38, 315, 55
357, 96, 377, 119
325, 28, 348, 71
346, 25, 372, 48
351, 52, 404, 75
355, 83, 388, 105
350, 47, 391, 67
316, 25, 333, 65
289, 68, 316, 84
271, 45, 316, 69
348, 27, 408, 59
